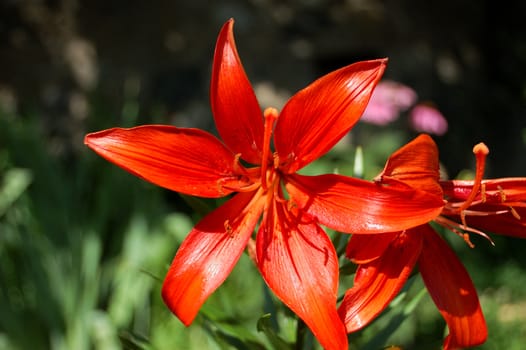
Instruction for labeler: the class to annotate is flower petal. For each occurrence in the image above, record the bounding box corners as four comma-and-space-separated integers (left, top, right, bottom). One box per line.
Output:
274, 58, 387, 173
162, 191, 264, 325
346, 231, 398, 264
376, 134, 443, 198
418, 225, 487, 349
210, 19, 264, 164
285, 173, 444, 234
256, 201, 347, 350
85, 125, 253, 197
338, 230, 422, 332
442, 178, 526, 204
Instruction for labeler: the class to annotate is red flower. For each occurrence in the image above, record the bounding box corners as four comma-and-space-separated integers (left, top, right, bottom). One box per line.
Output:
339, 135, 500, 349
84, 20, 444, 349
340, 135, 525, 348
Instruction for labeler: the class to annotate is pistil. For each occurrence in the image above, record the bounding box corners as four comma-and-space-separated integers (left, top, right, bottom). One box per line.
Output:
456, 142, 489, 226
261, 107, 278, 191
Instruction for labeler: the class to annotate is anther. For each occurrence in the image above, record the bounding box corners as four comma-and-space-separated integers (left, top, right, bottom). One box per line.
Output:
224, 220, 233, 235
273, 152, 280, 169
462, 233, 475, 249
497, 185, 507, 202
510, 206, 521, 220
481, 183, 486, 203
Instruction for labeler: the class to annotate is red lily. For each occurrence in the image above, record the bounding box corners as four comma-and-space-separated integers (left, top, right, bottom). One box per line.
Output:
84, 20, 444, 349
340, 135, 525, 348
339, 135, 496, 349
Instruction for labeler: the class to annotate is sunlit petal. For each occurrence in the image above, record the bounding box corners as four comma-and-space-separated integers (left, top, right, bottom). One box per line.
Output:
274, 59, 387, 173
256, 202, 347, 350
418, 225, 487, 349
162, 191, 265, 325
377, 134, 443, 198
211, 19, 264, 164
338, 230, 422, 332
85, 125, 252, 197
285, 173, 444, 233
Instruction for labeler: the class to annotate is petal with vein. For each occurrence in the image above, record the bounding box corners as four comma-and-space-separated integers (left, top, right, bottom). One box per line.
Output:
85, 125, 251, 198
274, 59, 387, 173
285, 173, 444, 234
418, 225, 487, 350
338, 230, 422, 332
211, 19, 264, 164
256, 202, 347, 350
162, 191, 264, 325
377, 134, 443, 198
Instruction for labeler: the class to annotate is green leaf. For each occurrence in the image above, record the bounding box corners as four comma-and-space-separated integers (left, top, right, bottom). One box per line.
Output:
0, 168, 32, 216
257, 314, 292, 350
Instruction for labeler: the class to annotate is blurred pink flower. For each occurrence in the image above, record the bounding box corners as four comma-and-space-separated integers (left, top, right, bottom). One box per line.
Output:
409, 103, 448, 136
362, 80, 417, 125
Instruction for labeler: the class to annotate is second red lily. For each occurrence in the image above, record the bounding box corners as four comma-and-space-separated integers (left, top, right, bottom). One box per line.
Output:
339, 134, 526, 349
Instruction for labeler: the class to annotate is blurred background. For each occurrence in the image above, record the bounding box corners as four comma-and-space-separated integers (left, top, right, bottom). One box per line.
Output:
1, 0, 525, 349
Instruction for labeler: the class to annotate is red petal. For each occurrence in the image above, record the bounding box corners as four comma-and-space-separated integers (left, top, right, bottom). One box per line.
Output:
442, 178, 526, 204
285, 173, 444, 234
346, 231, 398, 264
418, 225, 487, 349
256, 201, 347, 350
274, 59, 387, 173
338, 230, 422, 332
85, 125, 253, 198
162, 191, 264, 325
210, 19, 264, 164
376, 134, 443, 198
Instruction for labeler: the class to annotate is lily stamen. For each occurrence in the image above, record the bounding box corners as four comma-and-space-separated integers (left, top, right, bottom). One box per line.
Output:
435, 215, 495, 247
